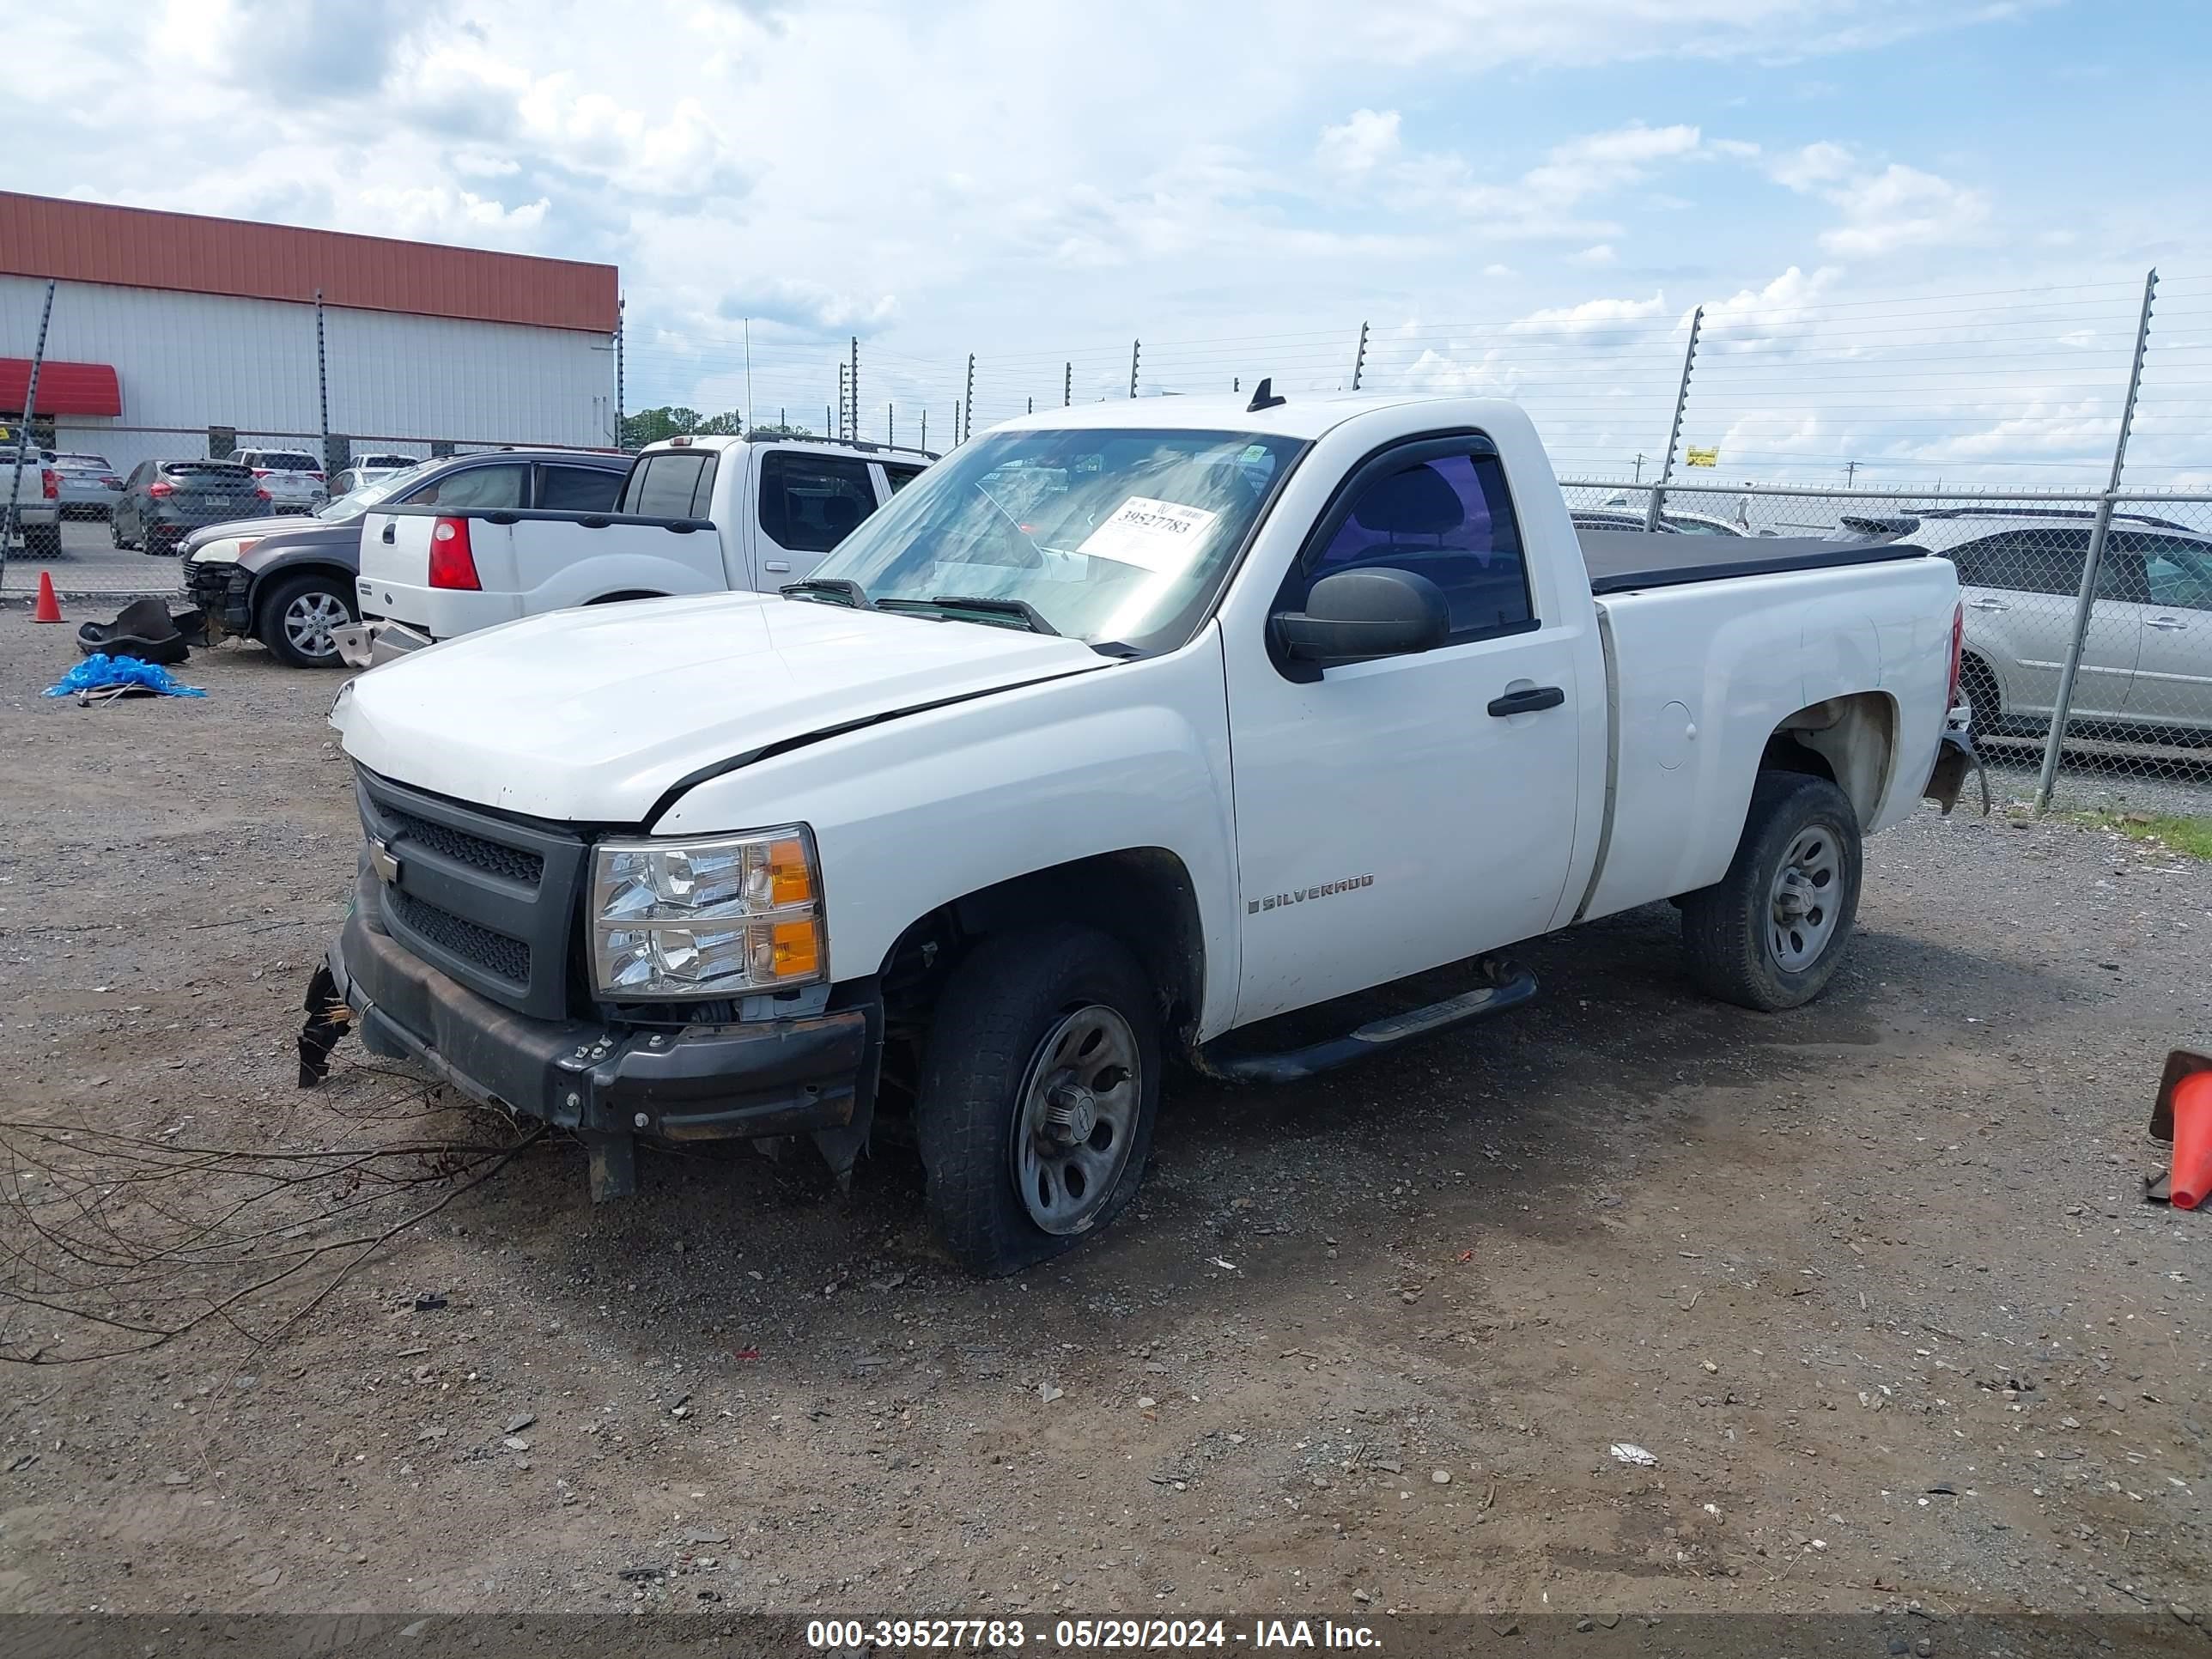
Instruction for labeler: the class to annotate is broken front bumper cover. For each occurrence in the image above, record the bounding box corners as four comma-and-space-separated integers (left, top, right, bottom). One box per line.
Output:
329, 876, 880, 1195
333, 618, 434, 669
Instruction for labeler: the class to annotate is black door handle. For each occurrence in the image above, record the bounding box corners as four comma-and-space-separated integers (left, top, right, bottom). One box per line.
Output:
1487, 685, 1565, 717
380, 522, 395, 544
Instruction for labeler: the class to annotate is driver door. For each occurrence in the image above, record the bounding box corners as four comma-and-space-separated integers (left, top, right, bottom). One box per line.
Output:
1224, 436, 1588, 1024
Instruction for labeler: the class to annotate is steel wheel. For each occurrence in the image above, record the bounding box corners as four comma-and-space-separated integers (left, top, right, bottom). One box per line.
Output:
282, 590, 349, 660
1767, 824, 1840, 971
1009, 1004, 1143, 1236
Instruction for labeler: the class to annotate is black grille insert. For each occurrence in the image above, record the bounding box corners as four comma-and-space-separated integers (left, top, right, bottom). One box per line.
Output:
386, 888, 531, 985
385, 808, 545, 885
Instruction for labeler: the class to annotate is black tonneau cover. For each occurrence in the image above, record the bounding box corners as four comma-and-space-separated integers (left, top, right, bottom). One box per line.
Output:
1576, 528, 1929, 596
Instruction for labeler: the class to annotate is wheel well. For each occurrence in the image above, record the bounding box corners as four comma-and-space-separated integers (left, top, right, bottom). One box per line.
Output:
1959, 650, 2000, 696
1761, 691, 1897, 825
877, 849, 1206, 1055
587, 590, 666, 605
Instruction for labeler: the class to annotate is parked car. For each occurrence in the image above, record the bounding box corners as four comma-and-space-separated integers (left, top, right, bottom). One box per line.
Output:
352, 452, 420, 472
183, 450, 629, 667
352, 435, 930, 649
1571, 507, 1747, 537
1876, 508, 2212, 739
0, 447, 63, 556
228, 448, 326, 513
112, 460, 270, 554
51, 452, 124, 519
330, 462, 411, 496
325, 390, 1971, 1272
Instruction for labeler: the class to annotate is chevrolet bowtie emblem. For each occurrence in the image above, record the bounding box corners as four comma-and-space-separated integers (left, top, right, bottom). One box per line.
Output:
368, 837, 402, 884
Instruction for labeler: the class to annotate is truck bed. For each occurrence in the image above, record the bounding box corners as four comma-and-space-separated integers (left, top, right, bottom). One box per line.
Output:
1576, 529, 1929, 596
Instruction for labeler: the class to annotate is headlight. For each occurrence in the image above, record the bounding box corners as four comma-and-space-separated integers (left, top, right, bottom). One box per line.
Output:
588, 827, 825, 999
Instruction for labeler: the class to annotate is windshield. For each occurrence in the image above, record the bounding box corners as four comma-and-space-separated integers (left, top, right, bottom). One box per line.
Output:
805, 427, 1304, 651
316, 459, 440, 521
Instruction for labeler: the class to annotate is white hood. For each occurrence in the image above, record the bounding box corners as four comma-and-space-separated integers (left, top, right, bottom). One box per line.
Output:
333, 592, 1111, 822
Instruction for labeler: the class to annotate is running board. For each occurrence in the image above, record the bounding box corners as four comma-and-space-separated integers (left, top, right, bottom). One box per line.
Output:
1199, 963, 1538, 1085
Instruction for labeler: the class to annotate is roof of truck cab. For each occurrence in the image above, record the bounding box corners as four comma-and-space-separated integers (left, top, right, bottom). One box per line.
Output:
987, 392, 1455, 441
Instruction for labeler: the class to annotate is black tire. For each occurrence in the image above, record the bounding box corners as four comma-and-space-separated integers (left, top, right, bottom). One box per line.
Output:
257, 571, 357, 669
916, 925, 1162, 1275
1680, 771, 1863, 1012
1958, 654, 2002, 738
111, 514, 133, 550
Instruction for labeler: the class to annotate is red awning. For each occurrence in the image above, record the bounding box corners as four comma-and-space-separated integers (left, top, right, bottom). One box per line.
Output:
0, 359, 122, 417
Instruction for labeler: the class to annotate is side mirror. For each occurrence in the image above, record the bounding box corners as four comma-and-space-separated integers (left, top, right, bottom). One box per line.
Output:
1271, 568, 1450, 667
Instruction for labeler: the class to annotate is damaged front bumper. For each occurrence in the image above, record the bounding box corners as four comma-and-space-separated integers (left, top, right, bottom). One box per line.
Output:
333, 618, 433, 669
329, 876, 881, 1198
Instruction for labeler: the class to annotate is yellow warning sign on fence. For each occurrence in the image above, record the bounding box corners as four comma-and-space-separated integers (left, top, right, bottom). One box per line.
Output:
1685, 446, 1719, 467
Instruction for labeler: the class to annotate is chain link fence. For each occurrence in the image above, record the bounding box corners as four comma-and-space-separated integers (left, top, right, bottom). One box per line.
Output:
1559, 478, 2212, 812
6, 248, 2209, 816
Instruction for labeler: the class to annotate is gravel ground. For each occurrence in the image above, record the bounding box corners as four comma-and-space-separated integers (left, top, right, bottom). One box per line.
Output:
0, 604, 2207, 1628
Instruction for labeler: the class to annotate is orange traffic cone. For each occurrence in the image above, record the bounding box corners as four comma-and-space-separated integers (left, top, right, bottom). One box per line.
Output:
32, 569, 63, 623
2171, 1070, 2212, 1212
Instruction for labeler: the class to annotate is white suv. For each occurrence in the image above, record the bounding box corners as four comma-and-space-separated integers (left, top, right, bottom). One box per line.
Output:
230, 448, 327, 513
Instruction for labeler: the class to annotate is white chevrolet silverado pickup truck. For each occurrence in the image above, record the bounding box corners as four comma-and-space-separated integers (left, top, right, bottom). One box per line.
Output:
325, 388, 1978, 1273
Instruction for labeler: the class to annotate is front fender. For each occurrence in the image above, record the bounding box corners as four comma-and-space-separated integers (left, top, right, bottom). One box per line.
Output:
654, 629, 1243, 1038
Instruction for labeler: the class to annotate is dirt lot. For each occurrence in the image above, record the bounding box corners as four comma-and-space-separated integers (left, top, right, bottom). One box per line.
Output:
0, 605, 2207, 1628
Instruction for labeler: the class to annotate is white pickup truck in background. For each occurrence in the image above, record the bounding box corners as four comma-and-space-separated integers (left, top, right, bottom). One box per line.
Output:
327, 389, 1977, 1274
352, 434, 931, 647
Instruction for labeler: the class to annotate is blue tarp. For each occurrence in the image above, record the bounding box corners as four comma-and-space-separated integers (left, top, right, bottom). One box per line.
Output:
43, 653, 208, 698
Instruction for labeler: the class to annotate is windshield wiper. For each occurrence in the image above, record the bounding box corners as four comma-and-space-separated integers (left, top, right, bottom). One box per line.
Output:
875, 594, 1061, 635
779, 577, 874, 610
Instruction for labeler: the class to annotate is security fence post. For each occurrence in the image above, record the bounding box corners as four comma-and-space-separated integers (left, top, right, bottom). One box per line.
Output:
2033, 268, 2157, 814
1645, 306, 1702, 532
314, 288, 331, 476
1350, 320, 1369, 392
0, 277, 55, 592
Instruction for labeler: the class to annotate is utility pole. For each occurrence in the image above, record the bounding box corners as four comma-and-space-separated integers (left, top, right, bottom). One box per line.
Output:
1350, 320, 1370, 392
0, 277, 55, 587
1644, 306, 1703, 532
2036, 267, 2157, 813
1632, 453, 1644, 483
1128, 338, 1140, 399
1844, 459, 1859, 488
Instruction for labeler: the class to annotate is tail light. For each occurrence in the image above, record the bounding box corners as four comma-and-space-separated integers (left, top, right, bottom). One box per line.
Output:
310, 471, 325, 482
428, 516, 482, 590
251, 468, 271, 478
147, 480, 175, 498
1946, 599, 1965, 713
40, 469, 58, 500
255, 488, 273, 502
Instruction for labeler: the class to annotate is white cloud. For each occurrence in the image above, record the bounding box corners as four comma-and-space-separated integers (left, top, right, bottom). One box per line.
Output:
1317, 108, 1402, 178
1569, 244, 1619, 266
1526, 124, 1704, 199
1768, 141, 1856, 191
1510, 292, 1670, 333
1820, 163, 1991, 256
1768, 143, 1991, 257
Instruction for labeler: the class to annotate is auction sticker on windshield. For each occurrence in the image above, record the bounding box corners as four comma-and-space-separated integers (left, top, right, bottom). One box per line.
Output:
1077, 496, 1222, 573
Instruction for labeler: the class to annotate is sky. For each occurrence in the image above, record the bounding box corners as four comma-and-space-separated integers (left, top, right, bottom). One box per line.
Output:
14, 0, 2212, 484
